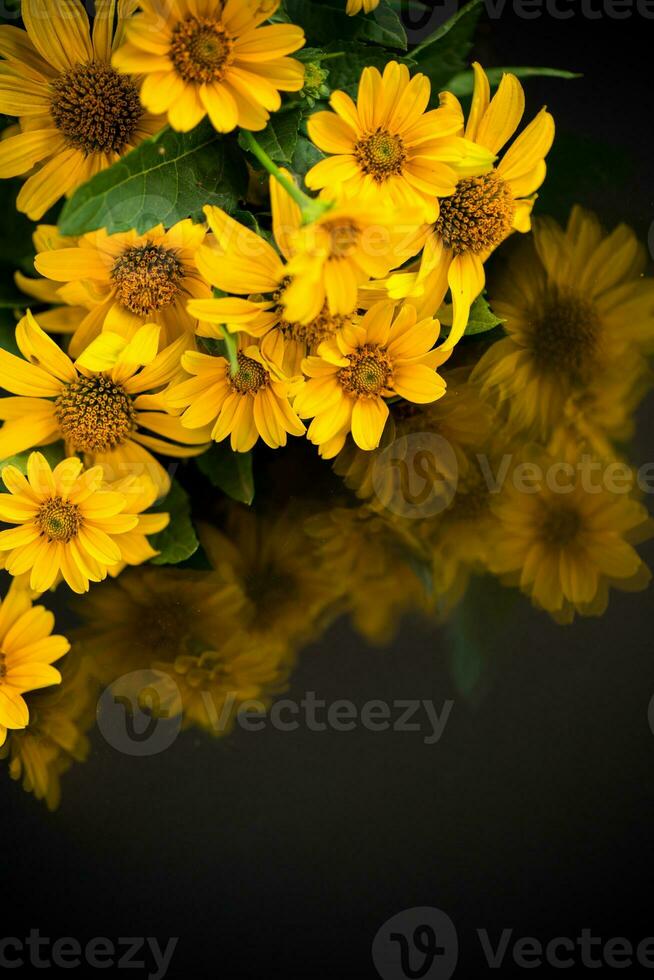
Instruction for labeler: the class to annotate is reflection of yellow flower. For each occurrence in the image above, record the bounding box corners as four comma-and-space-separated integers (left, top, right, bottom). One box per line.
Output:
0, 578, 69, 747
153, 634, 291, 737
0, 650, 97, 809
306, 62, 494, 220
305, 505, 429, 645
0, 313, 209, 496
390, 63, 554, 350
166, 335, 305, 452
488, 439, 653, 623
346, 0, 381, 13
33, 221, 212, 357
0, 0, 164, 219
294, 302, 447, 458
0, 452, 140, 594
72, 565, 246, 683
198, 504, 342, 648
112, 0, 305, 133
472, 206, 654, 440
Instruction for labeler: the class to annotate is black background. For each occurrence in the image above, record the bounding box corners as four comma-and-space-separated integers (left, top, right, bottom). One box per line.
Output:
2, 2, 654, 978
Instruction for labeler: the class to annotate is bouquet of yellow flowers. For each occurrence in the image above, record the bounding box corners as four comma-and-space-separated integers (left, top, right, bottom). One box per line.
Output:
0, 0, 652, 807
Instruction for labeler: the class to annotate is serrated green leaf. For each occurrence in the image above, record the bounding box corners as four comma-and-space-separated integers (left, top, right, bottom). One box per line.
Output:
447, 65, 581, 97
196, 443, 255, 505
285, 0, 406, 49
150, 480, 199, 565
239, 106, 304, 163
412, 0, 483, 97
58, 123, 247, 236
0, 442, 66, 474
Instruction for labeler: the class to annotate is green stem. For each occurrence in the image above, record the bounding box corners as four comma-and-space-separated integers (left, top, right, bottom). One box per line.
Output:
240, 129, 332, 225
222, 329, 239, 376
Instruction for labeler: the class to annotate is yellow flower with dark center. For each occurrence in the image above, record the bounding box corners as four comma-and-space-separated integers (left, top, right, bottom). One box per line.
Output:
0, 452, 143, 593
189, 189, 362, 375
0, 312, 210, 496
488, 438, 654, 623
0, 0, 164, 219
293, 301, 448, 458
0, 578, 69, 747
166, 335, 306, 452
112, 0, 305, 133
306, 61, 495, 221
471, 206, 654, 440
388, 63, 554, 352
33, 220, 212, 358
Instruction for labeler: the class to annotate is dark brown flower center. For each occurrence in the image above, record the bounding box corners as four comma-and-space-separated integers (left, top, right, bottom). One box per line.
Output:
55, 375, 137, 453
230, 352, 270, 394
170, 16, 234, 84
273, 278, 346, 347
36, 497, 82, 543
324, 221, 360, 258
530, 292, 600, 383
541, 506, 582, 546
354, 128, 406, 181
111, 244, 184, 316
435, 172, 515, 255
338, 346, 392, 396
50, 61, 143, 155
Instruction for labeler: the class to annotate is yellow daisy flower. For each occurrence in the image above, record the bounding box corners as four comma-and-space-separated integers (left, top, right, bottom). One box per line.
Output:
0, 452, 142, 594
282, 195, 428, 324
0, 578, 69, 747
189, 188, 358, 376
0, 312, 210, 496
166, 334, 306, 451
346, 0, 381, 13
33, 219, 213, 358
293, 301, 448, 458
471, 206, 654, 440
305, 61, 495, 221
0, 0, 164, 219
389, 63, 554, 350
488, 438, 653, 623
112, 0, 305, 133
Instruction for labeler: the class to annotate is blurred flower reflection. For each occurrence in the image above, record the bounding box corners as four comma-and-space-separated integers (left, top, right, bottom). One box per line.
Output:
3, 207, 653, 807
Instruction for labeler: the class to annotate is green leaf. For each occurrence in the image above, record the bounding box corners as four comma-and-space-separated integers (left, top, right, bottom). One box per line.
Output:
464, 294, 504, 336
285, 0, 407, 49
150, 480, 199, 565
196, 443, 255, 506
58, 123, 247, 236
438, 293, 503, 340
0, 442, 66, 474
412, 0, 483, 96
239, 106, 304, 163
447, 65, 582, 97
320, 40, 415, 99
291, 134, 325, 186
